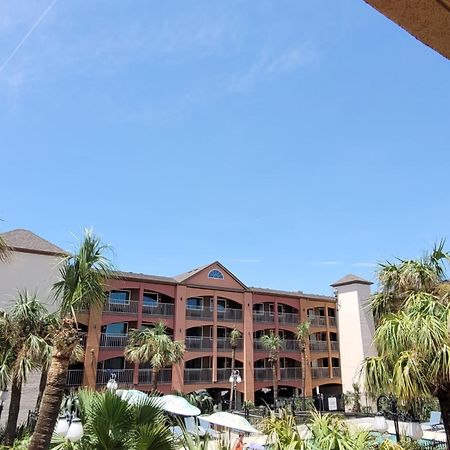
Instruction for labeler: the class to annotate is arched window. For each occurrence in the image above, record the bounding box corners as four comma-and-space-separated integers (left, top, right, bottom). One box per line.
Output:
208, 269, 224, 279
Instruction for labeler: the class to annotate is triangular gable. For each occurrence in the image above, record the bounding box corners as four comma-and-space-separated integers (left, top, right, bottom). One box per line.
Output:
173, 261, 247, 290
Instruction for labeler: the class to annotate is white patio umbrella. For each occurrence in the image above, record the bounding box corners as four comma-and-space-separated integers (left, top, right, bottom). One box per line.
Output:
159, 395, 201, 416
120, 389, 149, 405
200, 412, 258, 433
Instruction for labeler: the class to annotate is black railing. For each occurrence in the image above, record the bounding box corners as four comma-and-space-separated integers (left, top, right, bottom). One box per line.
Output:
184, 368, 212, 384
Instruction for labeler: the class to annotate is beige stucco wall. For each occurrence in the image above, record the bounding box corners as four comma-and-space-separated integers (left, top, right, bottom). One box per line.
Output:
0, 251, 62, 426
336, 283, 376, 404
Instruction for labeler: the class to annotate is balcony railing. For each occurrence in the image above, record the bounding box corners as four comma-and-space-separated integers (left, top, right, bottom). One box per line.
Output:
332, 367, 341, 377
280, 367, 303, 380
330, 341, 339, 351
308, 315, 327, 327
104, 300, 139, 314
66, 370, 84, 387
96, 369, 134, 385
100, 333, 128, 348
217, 338, 243, 351
311, 367, 330, 379
217, 308, 243, 322
185, 336, 213, 350
253, 340, 266, 351
279, 312, 299, 324
282, 340, 300, 351
216, 368, 244, 382
252, 311, 274, 323
254, 367, 272, 381
309, 341, 328, 352
328, 317, 337, 327
142, 303, 174, 317
186, 307, 213, 320
138, 368, 172, 384
184, 368, 212, 384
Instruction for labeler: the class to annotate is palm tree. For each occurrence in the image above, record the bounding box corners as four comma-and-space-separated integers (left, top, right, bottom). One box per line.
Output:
29, 229, 114, 450
125, 321, 185, 390
228, 328, 242, 409
0, 291, 51, 445
259, 331, 283, 407
296, 321, 310, 404
362, 241, 450, 447
52, 389, 173, 449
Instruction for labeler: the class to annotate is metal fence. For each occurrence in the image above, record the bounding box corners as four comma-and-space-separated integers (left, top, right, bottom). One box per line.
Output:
103, 300, 139, 314
184, 368, 212, 383
217, 308, 243, 322
142, 302, 174, 317
185, 336, 213, 350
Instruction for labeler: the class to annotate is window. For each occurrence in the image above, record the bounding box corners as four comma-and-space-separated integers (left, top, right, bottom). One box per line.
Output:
109, 290, 130, 305
187, 297, 203, 310
217, 327, 227, 338
253, 304, 263, 315
99, 357, 125, 370
217, 298, 226, 312
143, 292, 159, 307
208, 269, 224, 279
278, 304, 285, 315
101, 323, 127, 335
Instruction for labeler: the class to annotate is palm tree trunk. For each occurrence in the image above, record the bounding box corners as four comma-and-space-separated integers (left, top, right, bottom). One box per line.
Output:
4, 377, 22, 445
437, 388, 450, 450
35, 369, 48, 413
272, 363, 278, 408
29, 319, 78, 450
152, 367, 159, 391
28, 353, 70, 450
230, 347, 236, 410
301, 349, 307, 408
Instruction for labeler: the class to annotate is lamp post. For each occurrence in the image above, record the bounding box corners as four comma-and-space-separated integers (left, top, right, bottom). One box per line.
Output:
0, 389, 8, 421
54, 396, 84, 443
106, 373, 118, 392
229, 369, 242, 411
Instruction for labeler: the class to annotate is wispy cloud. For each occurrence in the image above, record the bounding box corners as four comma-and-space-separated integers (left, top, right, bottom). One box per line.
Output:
313, 261, 342, 266
352, 262, 377, 268
228, 42, 319, 92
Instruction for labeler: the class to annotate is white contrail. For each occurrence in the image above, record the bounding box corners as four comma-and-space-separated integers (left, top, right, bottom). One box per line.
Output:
0, 0, 59, 74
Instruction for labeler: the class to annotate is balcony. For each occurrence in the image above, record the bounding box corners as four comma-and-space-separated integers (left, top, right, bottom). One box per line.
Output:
184, 368, 212, 384
278, 312, 299, 325
309, 341, 328, 352
138, 368, 172, 384
186, 307, 213, 320
280, 367, 303, 380
328, 317, 337, 327
330, 341, 339, 351
282, 340, 300, 352
217, 338, 243, 351
77, 332, 87, 347
185, 336, 213, 351
217, 308, 243, 322
100, 333, 128, 348
254, 367, 272, 381
311, 367, 330, 379
253, 311, 274, 323
142, 303, 174, 317
332, 367, 341, 377
103, 301, 139, 314
308, 315, 327, 327
66, 370, 84, 387
96, 369, 134, 385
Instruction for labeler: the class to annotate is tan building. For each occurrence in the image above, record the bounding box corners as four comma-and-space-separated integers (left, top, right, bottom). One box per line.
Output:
74, 261, 343, 405
0, 229, 66, 424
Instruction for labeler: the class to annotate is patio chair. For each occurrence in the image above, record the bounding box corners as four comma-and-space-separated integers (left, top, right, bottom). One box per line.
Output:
423, 411, 443, 431
198, 418, 221, 438
184, 416, 206, 437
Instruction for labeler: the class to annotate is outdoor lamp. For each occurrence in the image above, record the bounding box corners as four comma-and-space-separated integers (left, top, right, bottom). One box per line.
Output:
54, 415, 70, 437
66, 417, 84, 442
373, 413, 389, 434
106, 373, 118, 391
406, 421, 423, 440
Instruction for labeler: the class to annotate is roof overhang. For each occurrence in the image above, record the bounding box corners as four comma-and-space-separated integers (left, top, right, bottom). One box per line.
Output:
364, 0, 450, 60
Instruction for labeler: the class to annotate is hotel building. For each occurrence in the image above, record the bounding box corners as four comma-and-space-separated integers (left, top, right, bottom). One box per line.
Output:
72, 261, 342, 404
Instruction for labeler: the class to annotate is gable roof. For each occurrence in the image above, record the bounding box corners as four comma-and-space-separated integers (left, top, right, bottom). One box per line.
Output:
1, 229, 66, 256
330, 274, 373, 287
173, 261, 248, 289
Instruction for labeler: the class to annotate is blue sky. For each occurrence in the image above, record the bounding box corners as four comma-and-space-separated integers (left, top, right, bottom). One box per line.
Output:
1, 1, 449, 295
